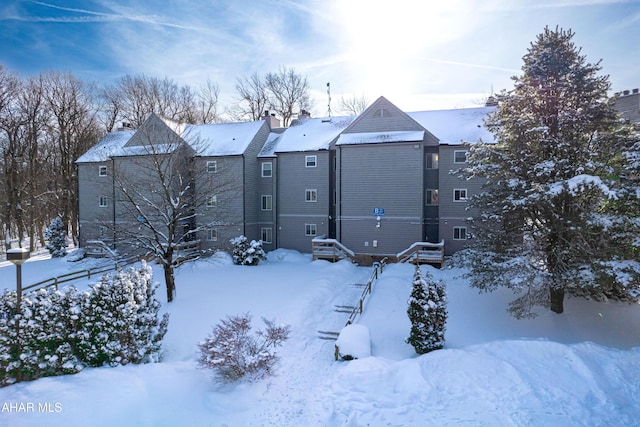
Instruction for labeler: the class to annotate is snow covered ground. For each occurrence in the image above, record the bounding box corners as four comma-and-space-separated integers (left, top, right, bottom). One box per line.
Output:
0, 249, 639, 426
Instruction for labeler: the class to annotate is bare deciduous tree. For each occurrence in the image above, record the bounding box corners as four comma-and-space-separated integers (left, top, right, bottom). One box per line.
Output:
338, 93, 370, 116
265, 66, 310, 127
107, 115, 241, 302
233, 72, 269, 122
42, 71, 101, 244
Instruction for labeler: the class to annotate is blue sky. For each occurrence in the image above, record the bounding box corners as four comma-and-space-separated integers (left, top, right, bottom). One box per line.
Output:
1, 0, 639, 114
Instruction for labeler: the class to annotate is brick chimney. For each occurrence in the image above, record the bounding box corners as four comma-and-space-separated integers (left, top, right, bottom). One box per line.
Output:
262, 110, 281, 129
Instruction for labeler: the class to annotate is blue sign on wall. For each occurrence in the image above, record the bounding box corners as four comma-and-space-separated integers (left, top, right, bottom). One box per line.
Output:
373, 207, 385, 216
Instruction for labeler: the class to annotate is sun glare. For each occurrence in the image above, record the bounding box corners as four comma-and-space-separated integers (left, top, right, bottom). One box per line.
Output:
333, 0, 470, 99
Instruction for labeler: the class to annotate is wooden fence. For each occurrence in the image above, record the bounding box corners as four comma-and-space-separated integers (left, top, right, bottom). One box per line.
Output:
22, 255, 139, 293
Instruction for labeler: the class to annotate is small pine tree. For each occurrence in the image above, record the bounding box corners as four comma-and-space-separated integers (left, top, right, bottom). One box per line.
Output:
406, 266, 447, 354
230, 235, 266, 266
44, 216, 68, 257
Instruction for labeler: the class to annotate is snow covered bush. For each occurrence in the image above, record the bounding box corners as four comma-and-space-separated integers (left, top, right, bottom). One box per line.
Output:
406, 266, 447, 354
0, 262, 169, 386
0, 287, 84, 386
76, 262, 169, 367
197, 313, 290, 383
230, 235, 266, 266
44, 216, 68, 257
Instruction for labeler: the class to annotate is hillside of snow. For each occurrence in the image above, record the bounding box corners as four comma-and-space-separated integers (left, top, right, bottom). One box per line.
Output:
0, 249, 639, 426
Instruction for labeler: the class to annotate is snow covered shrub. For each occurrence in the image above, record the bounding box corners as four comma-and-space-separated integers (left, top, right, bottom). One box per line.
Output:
406, 266, 447, 354
76, 262, 169, 367
0, 287, 84, 386
230, 235, 266, 266
197, 314, 290, 383
44, 216, 68, 257
0, 262, 168, 386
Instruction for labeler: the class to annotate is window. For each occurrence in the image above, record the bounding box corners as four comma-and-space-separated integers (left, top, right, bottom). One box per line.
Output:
99, 165, 107, 176
305, 189, 317, 202
207, 160, 217, 173
99, 196, 108, 207
262, 162, 272, 177
453, 226, 467, 240
207, 228, 218, 241
261, 227, 273, 244
261, 195, 272, 211
373, 108, 391, 118
305, 155, 317, 168
425, 153, 439, 169
454, 150, 467, 164
453, 189, 468, 202
425, 189, 439, 206
305, 223, 317, 236
206, 195, 218, 207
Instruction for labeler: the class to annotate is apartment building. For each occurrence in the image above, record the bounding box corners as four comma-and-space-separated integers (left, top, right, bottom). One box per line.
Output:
77, 96, 495, 260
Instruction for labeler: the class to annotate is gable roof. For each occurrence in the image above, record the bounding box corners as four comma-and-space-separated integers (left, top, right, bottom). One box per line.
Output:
184, 120, 267, 156
76, 130, 135, 163
408, 106, 495, 145
341, 96, 426, 135
275, 116, 354, 153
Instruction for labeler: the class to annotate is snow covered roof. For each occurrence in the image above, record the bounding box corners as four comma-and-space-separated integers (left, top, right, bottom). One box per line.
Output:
76, 130, 135, 163
275, 116, 354, 153
408, 106, 495, 145
258, 132, 283, 157
336, 130, 425, 146
183, 121, 265, 156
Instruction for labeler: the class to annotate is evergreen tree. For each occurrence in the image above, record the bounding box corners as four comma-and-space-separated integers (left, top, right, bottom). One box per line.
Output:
230, 235, 266, 266
463, 26, 640, 318
406, 266, 447, 354
44, 216, 68, 257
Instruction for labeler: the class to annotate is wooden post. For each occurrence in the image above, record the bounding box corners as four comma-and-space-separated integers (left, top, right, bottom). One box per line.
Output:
335, 345, 339, 361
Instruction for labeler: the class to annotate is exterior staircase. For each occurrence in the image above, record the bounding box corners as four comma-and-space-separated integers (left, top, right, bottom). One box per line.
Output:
396, 240, 445, 267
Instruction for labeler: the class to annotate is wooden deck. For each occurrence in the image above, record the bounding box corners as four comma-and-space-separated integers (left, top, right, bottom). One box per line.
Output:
311, 237, 356, 262
396, 240, 445, 267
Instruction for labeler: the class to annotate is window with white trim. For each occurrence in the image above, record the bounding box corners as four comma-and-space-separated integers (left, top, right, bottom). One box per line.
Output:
207, 160, 217, 173
305, 189, 317, 202
453, 226, 467, 240
305, 155, 317, 168
99, 165, 107, 176
261, 195, 272, 211
206, 195, 218, 207
99, 196, 108, 207
261, 227, 273, 244
454, 150, 467, 164
425, 153, 439, 169
261, 162, 272, 177
305, 223, 317, 236
453, 189, 468, 202
207, 228, 218, 241
425, 189, 439, 206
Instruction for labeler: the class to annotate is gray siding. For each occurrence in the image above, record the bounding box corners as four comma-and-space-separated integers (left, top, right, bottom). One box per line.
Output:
242, 122, 271, 242
193, 155, 245, 251
257, 157, 277, 251
438, 145, 485, 255
342, 96, 424, 134
277, 150, 330, 253
77, 161, 115, 246
337, 143, 424, 255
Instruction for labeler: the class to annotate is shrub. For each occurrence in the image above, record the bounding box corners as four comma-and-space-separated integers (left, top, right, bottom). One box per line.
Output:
197, 313, 290, 383
230, 235, 266, 266
44, 216, 68, 257
76, 262, 169, 367
406, 266, 447, 354
0, 262, 169, 386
